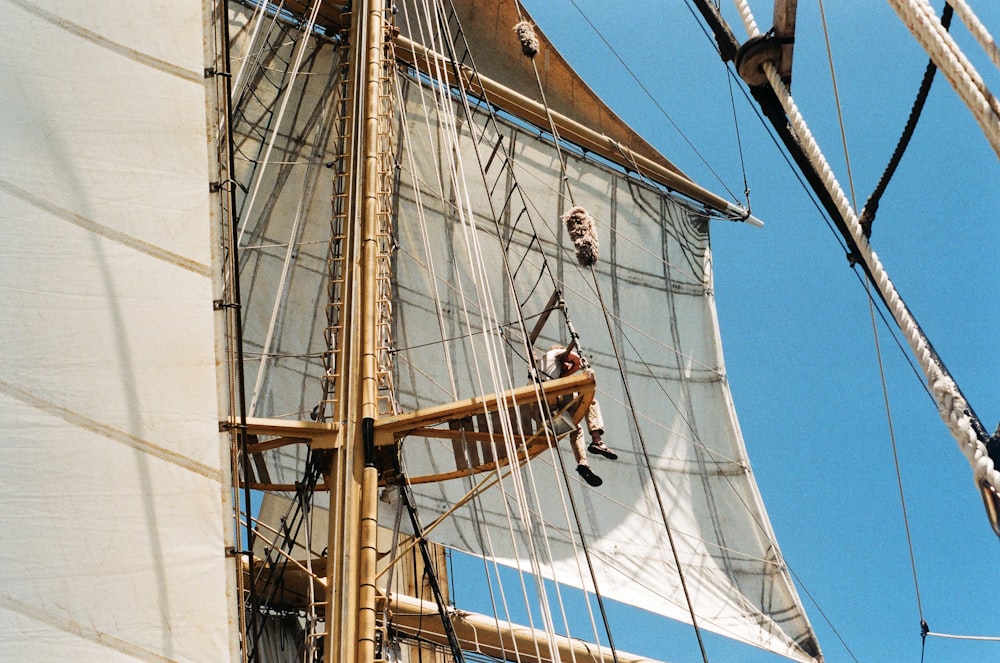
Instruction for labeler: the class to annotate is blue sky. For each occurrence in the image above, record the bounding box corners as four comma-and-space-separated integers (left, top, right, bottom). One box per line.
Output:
451, 2, 1000, 661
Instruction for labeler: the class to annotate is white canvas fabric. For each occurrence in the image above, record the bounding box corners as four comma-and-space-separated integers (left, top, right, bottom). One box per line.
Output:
391, 80, 821, 662
231, 3, 821, 660
0, 2, 237, 660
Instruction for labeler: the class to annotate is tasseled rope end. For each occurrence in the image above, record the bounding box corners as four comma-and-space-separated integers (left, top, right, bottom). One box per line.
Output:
562, 206, 599, 267
514, 21, 539, 58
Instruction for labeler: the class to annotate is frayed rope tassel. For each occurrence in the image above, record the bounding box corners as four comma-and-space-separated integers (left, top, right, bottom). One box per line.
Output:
514, 21, 539, 58
563, 206, 599, 267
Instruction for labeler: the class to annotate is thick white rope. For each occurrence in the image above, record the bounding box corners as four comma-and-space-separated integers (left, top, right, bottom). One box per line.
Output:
888, 0, 1000, 158
732, 0, 999, 493
949, 0, 1000, 72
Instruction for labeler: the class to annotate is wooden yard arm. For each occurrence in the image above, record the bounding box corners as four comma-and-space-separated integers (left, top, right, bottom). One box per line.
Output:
372, 371, 596, 446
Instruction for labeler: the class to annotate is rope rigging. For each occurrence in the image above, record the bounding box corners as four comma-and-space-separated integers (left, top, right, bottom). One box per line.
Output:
322, 2, 852, 660
858, 3, 954, 241
389, 3, 827, 660
442, 10, 622, 659
814, 0, 932, 643
229, 2, 1000, 661
393, 4, 605, 659
400, 483, 468, 663
242, 448, 329, 662
888, 0, 1000, 159
397, 1, 746, 658
708, 0, 1000, 656
568, 0, 752, 214
820, 2, 962, 649
511, 4, 721, 661
722, 0, 1000, 533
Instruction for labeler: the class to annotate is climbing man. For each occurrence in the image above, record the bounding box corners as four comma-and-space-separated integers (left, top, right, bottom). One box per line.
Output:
538, 344, 617, 487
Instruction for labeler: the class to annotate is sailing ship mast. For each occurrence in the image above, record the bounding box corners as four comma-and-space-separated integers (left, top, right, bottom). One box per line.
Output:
223, 3, 824, 660
229, 0, 822, 660
320, 0, 384, 659
232, 1, 997, 659
13, 1, 992, 662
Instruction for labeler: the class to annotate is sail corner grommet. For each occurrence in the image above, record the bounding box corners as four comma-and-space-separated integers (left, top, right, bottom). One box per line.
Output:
735, 34, 782, 87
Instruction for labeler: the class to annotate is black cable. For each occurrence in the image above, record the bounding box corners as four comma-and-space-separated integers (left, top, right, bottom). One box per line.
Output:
858, 4, 953, 239
215, 3, 261, 659
401, 483, 467, 663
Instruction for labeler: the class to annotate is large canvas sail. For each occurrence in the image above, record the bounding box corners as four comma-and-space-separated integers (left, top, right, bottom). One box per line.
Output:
2, 0, 994, 661
230, 2, 820, 660
0, 1, 238, 660
391, 68, 819, 661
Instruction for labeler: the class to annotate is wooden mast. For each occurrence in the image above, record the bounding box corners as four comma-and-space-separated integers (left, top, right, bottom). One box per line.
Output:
355, 0, 388, 659
323, 0, 388, 661
772, 0, 797, 84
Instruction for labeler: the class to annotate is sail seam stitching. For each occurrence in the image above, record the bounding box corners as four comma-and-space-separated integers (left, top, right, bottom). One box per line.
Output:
0, 592, 176, 663
5, 0, 202, 84
0, 178, 212, 277
0, 379, 222, 482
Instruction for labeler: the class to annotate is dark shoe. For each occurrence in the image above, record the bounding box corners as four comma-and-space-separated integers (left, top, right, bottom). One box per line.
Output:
576, 464, 602, 487
588, 442, 618, 460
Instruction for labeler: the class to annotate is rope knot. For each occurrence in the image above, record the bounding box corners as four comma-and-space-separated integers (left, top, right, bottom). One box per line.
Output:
562, 206, 599, 267
513, 21, 539, 58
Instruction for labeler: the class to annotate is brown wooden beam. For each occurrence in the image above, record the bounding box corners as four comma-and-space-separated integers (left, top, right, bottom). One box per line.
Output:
223, 417, 342, 449
772, 0, 798, 84
393, 35, 756, 223
389, 593, 667, 663
374, 372, 595, 442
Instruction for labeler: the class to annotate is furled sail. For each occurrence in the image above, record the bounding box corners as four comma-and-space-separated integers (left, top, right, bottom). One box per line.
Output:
0, 1, 237, 660
230, 1, 820, 660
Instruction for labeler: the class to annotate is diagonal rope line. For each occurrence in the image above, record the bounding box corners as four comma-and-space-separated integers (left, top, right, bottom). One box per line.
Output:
396, 7, 572, 660
819, 0, 928, 640
512, 19, 723, 647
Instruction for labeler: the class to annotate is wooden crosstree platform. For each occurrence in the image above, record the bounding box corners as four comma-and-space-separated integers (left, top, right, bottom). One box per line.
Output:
229, 371, 596, 490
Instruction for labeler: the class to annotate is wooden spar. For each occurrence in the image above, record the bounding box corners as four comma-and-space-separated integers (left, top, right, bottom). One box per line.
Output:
389, 593, 665, 663
393, 35, 762, 227
374, 372, 595, 441
228, 374, 595, 490
322, 0, 370, 660
235, 417, 341, 449
772, 0, 798, 84
353, 0, 389, 660
247, 552, 663, 663
383, 372, 596, 486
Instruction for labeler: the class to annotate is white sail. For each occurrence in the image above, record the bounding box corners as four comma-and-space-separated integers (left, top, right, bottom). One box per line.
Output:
228, 4, 339, 424
3, 0, 994, 661
0, 1, 238, 660
391, 73, 820, 661
230, 2, 819, 660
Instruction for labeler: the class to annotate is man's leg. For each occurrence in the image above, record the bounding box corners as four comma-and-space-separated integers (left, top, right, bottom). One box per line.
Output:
569, 428, 602, 487
586, 400, 617, 460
